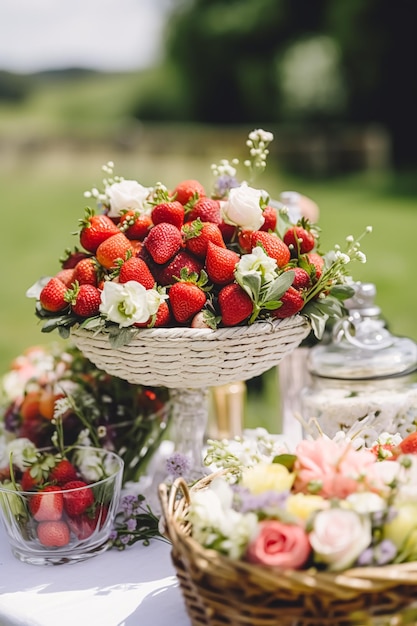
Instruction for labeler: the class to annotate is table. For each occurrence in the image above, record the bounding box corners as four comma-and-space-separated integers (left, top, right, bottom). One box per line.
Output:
0, 524, 191, 626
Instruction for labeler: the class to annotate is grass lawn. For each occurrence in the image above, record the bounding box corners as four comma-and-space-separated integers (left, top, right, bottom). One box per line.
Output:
0, 139, 416, 434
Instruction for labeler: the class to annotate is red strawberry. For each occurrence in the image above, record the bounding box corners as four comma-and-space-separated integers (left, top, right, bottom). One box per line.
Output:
218, 221, 237, 243
37, 520, 70, 547
39, 277, 69, 312
135, 300, 172, 328
119, 257, 155, 289
205, 241, 239, 285
173, 179, 205, 205
158, 250, 203, 286
283, 225, 315, 254
49, 459, 78, 485
306, 252, 325, 280
29, 486, 64, 522
73, 257, 99, 286
398, 433, 417, 455
186, 197, 221, 224
79, 208, 120, 253
218, 283, 253, 326
238, 229, 254, 254
96, 232, 134, 270
55, 268, 76, 287
169, 279, 207, 324
271, 287, 304, 319
286, 267, 312, 290
144, 222, 183, 264
151, 201, 185, 230
183, 220, 226, 259
63, 480, 95, 517
250, 231, 291, 268
118, 210, 152, 240
67, 505, 108, 540
66, 283, 101, 317
260, 205, 277, 232
60, 248, 90, 269
21, 467, 43, 491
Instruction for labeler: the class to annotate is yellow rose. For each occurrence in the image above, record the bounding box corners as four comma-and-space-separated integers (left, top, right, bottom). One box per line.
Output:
286, 493, 328, 523
241, 463, 294, 494
383, 503, 417, 561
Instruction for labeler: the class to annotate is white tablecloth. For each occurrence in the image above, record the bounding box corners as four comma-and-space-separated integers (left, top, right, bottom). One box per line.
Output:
0, 524, 191, 626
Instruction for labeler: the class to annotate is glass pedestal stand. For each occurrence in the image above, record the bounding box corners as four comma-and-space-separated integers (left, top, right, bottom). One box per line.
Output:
169, 387, 210, 481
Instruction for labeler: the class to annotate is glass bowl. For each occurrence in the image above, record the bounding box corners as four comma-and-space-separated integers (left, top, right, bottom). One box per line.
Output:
0, 446, 124, 565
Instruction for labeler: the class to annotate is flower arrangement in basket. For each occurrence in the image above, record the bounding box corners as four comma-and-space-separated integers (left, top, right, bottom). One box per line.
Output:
0, 344, 170, 485
159, 429, 417, 626
25, 128, 370, 389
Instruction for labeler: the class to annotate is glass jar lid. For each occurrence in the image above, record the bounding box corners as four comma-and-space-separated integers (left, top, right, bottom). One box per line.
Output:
307, 283, 417, 380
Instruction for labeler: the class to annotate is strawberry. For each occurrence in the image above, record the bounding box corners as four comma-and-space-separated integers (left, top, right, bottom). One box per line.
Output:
157, 250, 203, 287
135, 300, 172, 328
144, 222, 183, 264
39, 277, 69, 312
21, 467, 43, 491
186, 197, 221, 224
283, 225, 315, 255
260, 205, 277, 232
79, 208, 120, 253
286, 267, 312, 290
183, 220, 226, 259
168, 273, 208, 324
238, 229, 254, 254
37, 520, 70, 547
119, 257, 155, 289
96, 232, 134, 269
118, 210, 152, 240
62, 480, 95, 517
29, 486, 64, 522
49, 459, 78, 485
173, 179, 205, 205
67, 505, 108, 540
73, 257, 99, 286
218, 283, 253, 326
55, 268, 76, 287
250, 231, 291, 268
151, 201, 185, 230
205, 241, 239, 285
398, 432, 417, 455
271, 287, 304, 319
306, 252, 325, 280
60, 247, 90, 269
218, 221, 237, 243
65, 283, 101, 317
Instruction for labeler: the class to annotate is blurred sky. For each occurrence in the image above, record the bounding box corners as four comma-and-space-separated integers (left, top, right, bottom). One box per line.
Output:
0, 0, 173, 73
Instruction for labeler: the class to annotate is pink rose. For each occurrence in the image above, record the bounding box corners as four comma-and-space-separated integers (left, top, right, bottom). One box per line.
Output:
293, 437, 377, 499
246, 520, 311, 569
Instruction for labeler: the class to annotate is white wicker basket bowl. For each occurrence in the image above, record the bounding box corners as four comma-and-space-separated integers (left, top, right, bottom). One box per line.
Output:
71, 316, 310, 388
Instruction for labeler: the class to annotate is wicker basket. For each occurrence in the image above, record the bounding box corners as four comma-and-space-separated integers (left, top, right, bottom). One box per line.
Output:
71, 315, 309, 388
159, 474, 417, 626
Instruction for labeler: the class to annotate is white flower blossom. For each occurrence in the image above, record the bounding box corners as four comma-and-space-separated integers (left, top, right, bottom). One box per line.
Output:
5, 438, 37, 471
235, 246, 277, 284
105, 180, 153, 217
221, 183, 266, 230
99, 281, 165, 327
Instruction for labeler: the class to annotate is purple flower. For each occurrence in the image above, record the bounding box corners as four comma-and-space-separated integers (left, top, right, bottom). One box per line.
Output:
126, 518, 137, 532
213, 175, 240, 199
233, 486, 289, 513
165, 452, 192, 479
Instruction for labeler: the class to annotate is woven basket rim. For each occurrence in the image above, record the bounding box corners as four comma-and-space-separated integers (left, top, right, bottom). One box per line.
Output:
71, 313, 309, 342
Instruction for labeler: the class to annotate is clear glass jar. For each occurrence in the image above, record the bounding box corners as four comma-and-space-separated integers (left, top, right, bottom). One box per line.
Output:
301, 283, 417, 443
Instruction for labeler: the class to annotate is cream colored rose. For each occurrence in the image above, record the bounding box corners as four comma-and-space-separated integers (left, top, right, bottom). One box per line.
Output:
99, 281, 161, 327
221, 183, 266, 230
383, 503, 417, 561
241, 462, 295, 494
286, 492, 328, 523
309, 508, 372, 571
106, 180, 152, 217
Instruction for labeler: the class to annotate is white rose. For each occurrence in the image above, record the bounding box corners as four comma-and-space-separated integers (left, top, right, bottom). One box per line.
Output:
106, 180, 152, 217
221, 183, 266, 230
6, 438, 37, 471
235, 246, 277, 284
309, 508, 372, 571
72, 448, 105, 482
99, 281, 154, 327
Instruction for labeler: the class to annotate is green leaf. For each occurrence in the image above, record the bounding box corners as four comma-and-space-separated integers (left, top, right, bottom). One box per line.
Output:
308, 311, 329, 339
108, 326, 138, 349
261, 271, 294, 304
329, 284, 355, 301
237, 272, 261, 302
272, 453, 297, 470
